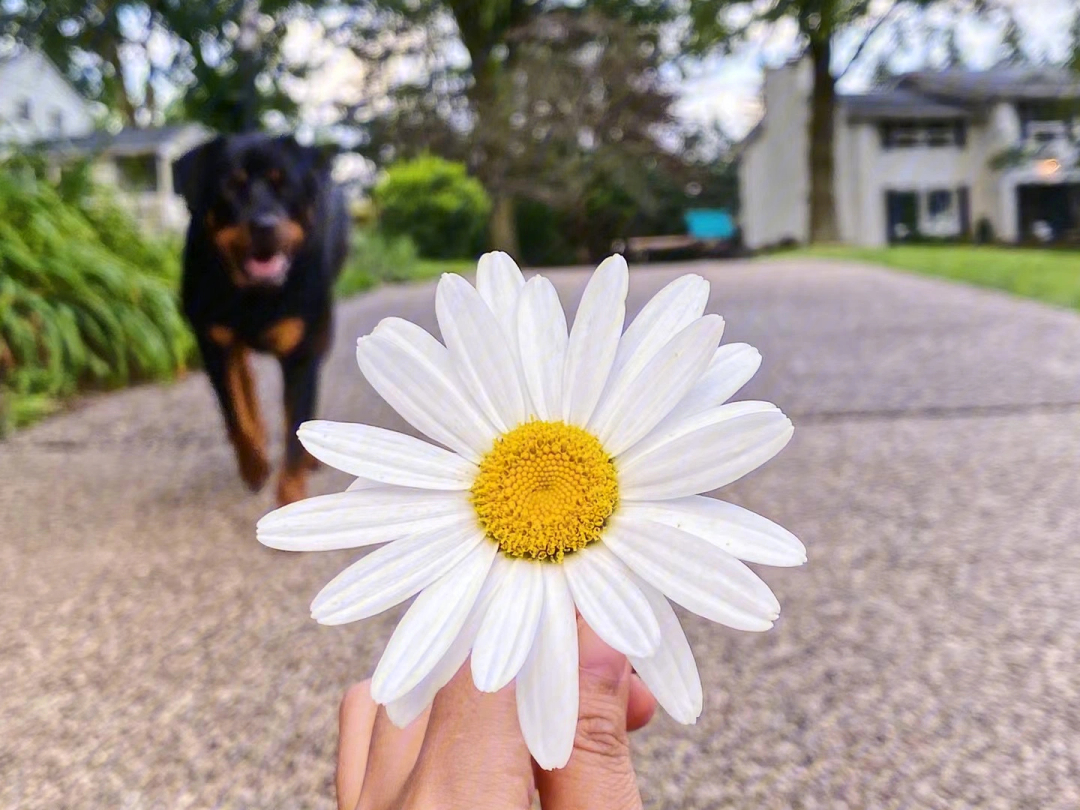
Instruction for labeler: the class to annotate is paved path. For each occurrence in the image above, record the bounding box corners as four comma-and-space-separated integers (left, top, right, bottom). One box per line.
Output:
4, 259, 1080, 809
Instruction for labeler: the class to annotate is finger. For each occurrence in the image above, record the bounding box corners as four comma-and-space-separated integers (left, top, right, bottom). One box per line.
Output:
337, 682, 379, 810
535, 619, 643, 810
402, 661, 534, 809
357, 705, 431, 810
627, 673, 658, 732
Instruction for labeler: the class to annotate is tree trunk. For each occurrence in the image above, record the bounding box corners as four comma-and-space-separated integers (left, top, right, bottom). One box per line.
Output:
489, 192, 519, 255
807, 36, 840, 244
465, 48, 521, 256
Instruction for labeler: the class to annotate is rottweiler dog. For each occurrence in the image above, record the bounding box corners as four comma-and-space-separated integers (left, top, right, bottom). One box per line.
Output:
173, 134, 348, 505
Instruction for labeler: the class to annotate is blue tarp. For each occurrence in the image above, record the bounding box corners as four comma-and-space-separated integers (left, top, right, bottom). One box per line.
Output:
685, 209, 735, 240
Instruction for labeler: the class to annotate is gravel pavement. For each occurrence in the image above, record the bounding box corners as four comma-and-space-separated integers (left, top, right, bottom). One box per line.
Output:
3, 258, 1080, 809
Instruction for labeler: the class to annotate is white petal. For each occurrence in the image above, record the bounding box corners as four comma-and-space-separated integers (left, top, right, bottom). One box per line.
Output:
618, 401, 794, 501
561, 255, 628, 426
604, 515, 780, 632
470, 559, 545, 692
476, 251, 526, 337
564, 544, 660, 658
518, 566, 578, 770
621, 498, 806, 567
663, 343, 762, 424
297, 421, 477, 490
517, 276, 568, 420
357, 320, 497, 462
627, 579, 702, 725
590, 315, 725, 456
436, 273, 528, 431
310, 521, 484, 625
602, 273, 711, 403
371, 541, 497, 704
257, 488, 471, 552
347, 478, 380, 492
385, 557, 506, 728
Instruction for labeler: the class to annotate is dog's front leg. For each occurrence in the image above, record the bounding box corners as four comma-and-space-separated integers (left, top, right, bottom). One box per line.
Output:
197, 329, 271, 491
277, 349, 321, 506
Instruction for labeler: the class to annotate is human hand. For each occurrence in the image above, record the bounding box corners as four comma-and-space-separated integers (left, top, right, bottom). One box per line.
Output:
337, 617, 659, 810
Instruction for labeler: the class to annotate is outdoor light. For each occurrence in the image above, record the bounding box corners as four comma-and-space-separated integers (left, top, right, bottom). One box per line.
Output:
1036, 158, 1061, 177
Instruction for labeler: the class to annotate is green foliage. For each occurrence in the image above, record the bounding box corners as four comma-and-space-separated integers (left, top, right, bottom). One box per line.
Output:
337, 229, 477, 297
337, 230, 420, 296
789, 245, 1080, 311
0, 169, 193, 436
374, 156, 491, 260
516, 199, 579, 267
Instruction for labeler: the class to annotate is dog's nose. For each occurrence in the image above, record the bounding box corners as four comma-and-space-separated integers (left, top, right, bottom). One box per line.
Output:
251, 215, 279, 237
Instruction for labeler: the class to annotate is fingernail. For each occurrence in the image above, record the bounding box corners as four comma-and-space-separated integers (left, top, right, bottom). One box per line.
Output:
578, 621, 628, 681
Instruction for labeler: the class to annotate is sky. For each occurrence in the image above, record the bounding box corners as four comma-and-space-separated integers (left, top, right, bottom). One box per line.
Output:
675, 0, 1078, 139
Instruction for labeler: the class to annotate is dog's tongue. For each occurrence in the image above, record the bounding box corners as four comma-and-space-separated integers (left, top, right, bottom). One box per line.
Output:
245, 254, 287, 282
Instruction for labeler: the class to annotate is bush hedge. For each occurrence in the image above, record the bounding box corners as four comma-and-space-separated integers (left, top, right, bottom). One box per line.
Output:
0, 168, 193, 435
373, 155, 490, 260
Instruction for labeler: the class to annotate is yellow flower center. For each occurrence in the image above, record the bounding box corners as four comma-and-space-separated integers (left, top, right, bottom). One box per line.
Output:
471, 420, 619, 562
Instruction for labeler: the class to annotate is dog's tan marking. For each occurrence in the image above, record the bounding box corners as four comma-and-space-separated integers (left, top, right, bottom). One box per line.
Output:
262, 317, 306, 356
207, 325, 234, 347
280, 219, 307, 254
224, 345, 268, 490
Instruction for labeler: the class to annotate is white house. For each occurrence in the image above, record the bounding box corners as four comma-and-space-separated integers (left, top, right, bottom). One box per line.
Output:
0, 50, 96, 144
739, 59, 1080, 248
43, 125, 213, 232
0, 48, 209, 232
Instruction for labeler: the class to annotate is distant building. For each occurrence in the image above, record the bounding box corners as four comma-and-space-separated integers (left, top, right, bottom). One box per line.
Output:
0, 50, 96, 144
739, 59, 1080, 248
42, 125, 213, 232
0, 48, 209, 232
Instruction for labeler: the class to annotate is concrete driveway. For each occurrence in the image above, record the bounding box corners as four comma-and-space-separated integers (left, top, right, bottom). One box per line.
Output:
3, 258, 1080, 809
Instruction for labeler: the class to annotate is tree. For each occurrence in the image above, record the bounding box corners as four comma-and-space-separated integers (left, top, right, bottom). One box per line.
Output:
352, 0, 688, 253
1067, 7, 1080, 75
999, 14, 1028, 66
0, 0, 414, 132
688, 0, 1009, 244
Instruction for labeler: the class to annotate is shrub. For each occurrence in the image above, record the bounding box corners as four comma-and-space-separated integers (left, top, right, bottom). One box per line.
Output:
336, 229, 421, 297
373, 155, 491, 260
0, 169, 193, 435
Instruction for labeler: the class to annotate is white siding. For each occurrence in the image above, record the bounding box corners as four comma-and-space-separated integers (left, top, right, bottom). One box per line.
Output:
739, 59, 811, 249
738, 57, 1080, 248
0, 51, 96, 144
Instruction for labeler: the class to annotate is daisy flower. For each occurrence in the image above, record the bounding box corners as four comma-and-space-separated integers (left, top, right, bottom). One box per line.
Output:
257, 252, 804, 769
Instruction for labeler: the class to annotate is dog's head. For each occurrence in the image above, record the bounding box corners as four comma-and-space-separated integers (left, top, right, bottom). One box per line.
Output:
173, 134, 334, 288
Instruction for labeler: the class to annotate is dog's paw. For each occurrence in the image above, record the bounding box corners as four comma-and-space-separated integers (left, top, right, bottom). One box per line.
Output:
276, 469, 307, 506
237, 446, 271, 492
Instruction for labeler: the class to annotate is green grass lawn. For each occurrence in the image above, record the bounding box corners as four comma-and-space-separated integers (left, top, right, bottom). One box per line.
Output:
788, 245, 1080, 311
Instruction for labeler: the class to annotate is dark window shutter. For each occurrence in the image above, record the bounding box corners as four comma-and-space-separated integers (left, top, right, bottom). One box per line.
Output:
955, 122, 967, 147
958, 187, 971, 238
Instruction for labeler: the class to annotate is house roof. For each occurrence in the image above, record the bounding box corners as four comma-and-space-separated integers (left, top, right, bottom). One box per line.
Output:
896, 66, 1080, 103
39, 124, 212, 157
842, 89, 972, 121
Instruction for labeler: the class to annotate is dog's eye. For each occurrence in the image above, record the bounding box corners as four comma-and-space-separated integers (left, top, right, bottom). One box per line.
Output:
267, 168, 283, 188
229, 169, 247, 188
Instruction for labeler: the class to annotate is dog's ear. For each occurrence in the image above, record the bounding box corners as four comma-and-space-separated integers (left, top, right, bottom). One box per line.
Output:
172, 137, 223, 213
276, 135, 337, 178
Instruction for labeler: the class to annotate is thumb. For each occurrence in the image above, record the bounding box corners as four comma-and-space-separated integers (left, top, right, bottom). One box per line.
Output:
535, 618, 643, 810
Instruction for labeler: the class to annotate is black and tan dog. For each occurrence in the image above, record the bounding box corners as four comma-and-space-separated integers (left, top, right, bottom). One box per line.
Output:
173, 134, 348, 505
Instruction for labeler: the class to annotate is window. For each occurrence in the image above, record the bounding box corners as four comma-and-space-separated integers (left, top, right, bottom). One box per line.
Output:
925, 123, 954, 147
51, 110, 64, 136
114, 155, 158, 192
881, 123, 921, 148
16, 98, 31, 121
927, 189, 954, 218
881, 120, 965, 149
